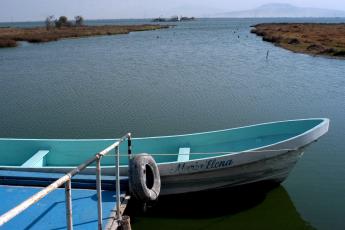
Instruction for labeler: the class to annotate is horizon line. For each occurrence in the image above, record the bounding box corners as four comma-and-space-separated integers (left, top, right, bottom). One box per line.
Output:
2, 16, 345, 24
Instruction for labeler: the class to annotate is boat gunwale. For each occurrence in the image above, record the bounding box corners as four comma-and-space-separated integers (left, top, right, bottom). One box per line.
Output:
0, 118, 328, 141
126, 117, 328, 166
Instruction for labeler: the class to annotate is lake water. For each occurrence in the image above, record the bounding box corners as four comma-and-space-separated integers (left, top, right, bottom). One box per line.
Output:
0, 18, 344, 229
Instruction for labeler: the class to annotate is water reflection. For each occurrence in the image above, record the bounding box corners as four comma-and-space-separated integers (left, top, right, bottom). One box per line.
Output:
129, 183, 314, 229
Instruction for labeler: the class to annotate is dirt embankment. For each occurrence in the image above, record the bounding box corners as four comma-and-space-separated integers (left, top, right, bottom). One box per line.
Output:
0, 24, 170, 48
251, 23, 345, 58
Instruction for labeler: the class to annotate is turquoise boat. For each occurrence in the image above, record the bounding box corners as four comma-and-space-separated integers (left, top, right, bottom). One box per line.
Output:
0, 118, 329, 195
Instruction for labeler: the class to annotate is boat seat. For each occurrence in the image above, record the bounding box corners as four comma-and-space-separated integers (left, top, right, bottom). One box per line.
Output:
21, 150, 49, 167
178, 147, 190, 162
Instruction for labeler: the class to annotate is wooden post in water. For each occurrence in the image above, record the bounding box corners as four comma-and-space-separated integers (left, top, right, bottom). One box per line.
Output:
119, 215, 131, 230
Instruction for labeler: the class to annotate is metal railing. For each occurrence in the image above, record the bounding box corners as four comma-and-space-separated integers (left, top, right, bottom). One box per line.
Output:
0, 133, 132, 230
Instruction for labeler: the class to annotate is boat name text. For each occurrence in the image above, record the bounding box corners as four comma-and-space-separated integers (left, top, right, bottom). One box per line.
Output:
171, 159, 233, 174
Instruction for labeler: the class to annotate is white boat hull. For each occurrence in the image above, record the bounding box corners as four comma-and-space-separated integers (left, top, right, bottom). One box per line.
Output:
159, 148, 304, 195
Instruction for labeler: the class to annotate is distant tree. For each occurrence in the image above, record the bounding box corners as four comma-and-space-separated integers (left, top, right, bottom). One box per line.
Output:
45, 15, 55, 30
75, 16, 84, 26
58, 16, 68, 24
55, 20, 62, 28
55, 16, 71, 28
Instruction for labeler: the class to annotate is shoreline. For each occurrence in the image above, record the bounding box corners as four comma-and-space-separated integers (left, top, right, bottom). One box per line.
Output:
251, 23, 345, 58
0, 24, 170, 48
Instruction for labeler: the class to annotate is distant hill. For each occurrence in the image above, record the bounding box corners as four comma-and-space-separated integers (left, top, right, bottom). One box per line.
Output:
215, 3, 345, 18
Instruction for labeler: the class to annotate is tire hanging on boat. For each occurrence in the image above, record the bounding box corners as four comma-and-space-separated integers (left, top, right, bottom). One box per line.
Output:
129, 153, 161, 201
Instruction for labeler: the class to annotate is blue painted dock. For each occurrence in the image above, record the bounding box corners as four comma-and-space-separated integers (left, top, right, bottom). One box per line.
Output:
0, 185, 123, 229
0, 170, 129, 229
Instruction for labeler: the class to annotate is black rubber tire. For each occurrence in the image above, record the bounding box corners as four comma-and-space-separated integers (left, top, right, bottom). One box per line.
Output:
129, 153, 161, 202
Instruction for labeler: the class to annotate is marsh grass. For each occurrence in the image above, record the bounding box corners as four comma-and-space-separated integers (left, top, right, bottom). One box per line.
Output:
251, 23, 345, 58
0, 24, 170, 48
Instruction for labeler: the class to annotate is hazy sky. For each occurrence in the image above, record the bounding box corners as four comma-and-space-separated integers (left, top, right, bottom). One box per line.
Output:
1, 0, 345, 22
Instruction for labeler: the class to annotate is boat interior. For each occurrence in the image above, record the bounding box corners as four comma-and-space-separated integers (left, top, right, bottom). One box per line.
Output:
0, 119, 325, 167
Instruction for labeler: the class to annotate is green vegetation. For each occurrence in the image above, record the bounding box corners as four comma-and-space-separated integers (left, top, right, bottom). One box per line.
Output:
45, 15, 84, 30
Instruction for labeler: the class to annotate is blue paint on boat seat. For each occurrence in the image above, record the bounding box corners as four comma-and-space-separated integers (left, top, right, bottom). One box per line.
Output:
178, 148, 190, 162
21, 150, 49, 167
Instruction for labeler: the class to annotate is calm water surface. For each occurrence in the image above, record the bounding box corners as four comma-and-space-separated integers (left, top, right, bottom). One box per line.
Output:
0, 18, 344, 229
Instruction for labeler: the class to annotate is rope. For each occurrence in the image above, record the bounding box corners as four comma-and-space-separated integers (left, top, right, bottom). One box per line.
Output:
102, 148, 298, 157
